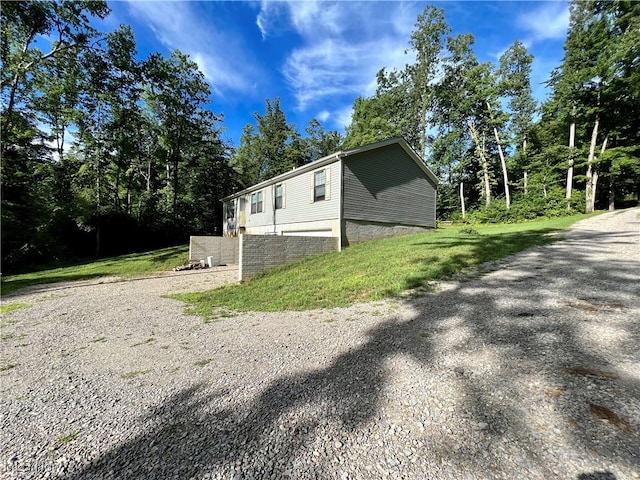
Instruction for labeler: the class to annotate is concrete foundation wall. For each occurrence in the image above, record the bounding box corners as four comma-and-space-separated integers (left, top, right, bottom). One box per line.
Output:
239, 234, 338, 281
342, 220, 432, 246
189, 236, 239, 265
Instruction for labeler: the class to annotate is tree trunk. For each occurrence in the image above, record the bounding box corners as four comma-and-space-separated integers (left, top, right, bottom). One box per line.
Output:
589, 136, 608, 213
591, 169, 599, 212
609, 170, 616, 211
585, 117, 600, 213
493, 125, 510, 209
566, 118, 576, 210
468, 122, 491, 206
460, 182, 466, 219
487, 102, 510, 209
523, 137, 528, 196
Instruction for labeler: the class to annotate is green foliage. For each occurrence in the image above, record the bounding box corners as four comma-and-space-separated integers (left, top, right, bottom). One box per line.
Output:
1, 3, 236, 273
232, 98, 309, 188
463, 188, 585, 224
305, 118, 344, 161
344, 0, 639, 221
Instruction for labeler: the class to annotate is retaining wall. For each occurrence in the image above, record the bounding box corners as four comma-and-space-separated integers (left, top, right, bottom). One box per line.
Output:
239, 234, 339, 281
189, 236, 239, 266
342, 220, 432, 246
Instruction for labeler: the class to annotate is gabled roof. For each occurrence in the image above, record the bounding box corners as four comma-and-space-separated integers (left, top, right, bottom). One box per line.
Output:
222, 136, 439, 201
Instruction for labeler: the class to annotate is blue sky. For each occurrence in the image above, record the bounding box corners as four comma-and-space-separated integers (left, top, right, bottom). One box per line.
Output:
100, 1, 570, 147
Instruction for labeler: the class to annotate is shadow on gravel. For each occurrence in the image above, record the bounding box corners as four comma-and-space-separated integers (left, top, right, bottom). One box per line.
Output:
60, 220, 640, 479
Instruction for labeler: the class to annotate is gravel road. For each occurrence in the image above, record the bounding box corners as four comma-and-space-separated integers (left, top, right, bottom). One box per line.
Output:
1, 209, 639, 480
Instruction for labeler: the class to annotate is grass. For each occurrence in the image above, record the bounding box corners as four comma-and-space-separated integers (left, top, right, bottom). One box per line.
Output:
175, 213, 601, 314
131, 337, 156, 347
0, 245, 189, 296
53, 431, 79, 449
0, 303, 31, 317
194, 358, 213, 367
120, 369, 151, 379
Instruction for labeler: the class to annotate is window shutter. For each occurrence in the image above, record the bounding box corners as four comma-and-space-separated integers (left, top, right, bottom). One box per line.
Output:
325, 166, 331, 201
310, 172, 315, 203
281, 183, 286, 209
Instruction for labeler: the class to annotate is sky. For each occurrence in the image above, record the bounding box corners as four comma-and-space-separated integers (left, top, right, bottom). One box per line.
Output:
98, 0, 571, 148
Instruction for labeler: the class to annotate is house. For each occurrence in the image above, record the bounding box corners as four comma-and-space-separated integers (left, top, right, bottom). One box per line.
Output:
222, 137, 439, 249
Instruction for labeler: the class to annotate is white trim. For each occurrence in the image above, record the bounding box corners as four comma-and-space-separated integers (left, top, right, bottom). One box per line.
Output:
238, 234, 244, 281
337, 158, 343, 251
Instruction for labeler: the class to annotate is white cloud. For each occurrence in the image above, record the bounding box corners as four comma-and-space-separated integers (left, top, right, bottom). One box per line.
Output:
317, 110, 330, 122
259, 1, 417, 111
517, 1, 570, 42
126, 1, 260, 96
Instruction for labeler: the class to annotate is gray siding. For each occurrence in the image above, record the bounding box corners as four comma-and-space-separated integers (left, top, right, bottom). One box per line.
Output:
241, 163, 339, 230
273, 163, 339, 224
342, 144, 436, 227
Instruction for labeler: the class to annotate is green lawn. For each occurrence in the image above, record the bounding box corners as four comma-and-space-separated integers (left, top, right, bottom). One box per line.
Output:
175, 213, 600, 315
1, 245, 189, 296
1, 213, 600, 311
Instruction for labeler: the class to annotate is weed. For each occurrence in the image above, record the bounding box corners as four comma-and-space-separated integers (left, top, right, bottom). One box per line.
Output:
120, 369, 151, 379
194, 358, 213, 367
0, 303, 31, 316
53, 431, 79, 449
131, 337, 156, 347
0, 363, 18, 372
458, 227, 480, 235
90, 337, 107, 343
419, 331, 431, 338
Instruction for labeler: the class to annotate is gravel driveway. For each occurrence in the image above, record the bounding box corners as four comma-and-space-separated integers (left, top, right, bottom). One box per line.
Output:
1, 209, 639, 480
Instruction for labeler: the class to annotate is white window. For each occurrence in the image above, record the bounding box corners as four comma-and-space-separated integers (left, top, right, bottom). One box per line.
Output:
251, 191, 263, 214
275, 183, 284, 209
314, 170, 326, 202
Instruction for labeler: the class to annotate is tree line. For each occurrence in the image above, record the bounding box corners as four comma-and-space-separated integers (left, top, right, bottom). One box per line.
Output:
344, 1, 639, 221
2, 1, 639, 274
0, 1, 340, 273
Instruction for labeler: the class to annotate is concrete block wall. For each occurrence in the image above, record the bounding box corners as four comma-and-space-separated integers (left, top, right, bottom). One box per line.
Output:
342, 220, 432, 246
239, 235, 338, 281
189, 236, 239, 265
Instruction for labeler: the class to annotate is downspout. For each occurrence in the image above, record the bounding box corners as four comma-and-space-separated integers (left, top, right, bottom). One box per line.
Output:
337, 153, 345, 251
235, 197, 240, 236
272, 183, 277, 234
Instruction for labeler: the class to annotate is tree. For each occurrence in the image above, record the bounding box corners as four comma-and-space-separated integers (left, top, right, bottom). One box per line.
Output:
0, 1, 110, 155
305, 118, 343, 161
232, 98, 308, 186
497, 40, 537, 199
343, 93, 404, 148
406, 5, 450, 159
143, 50, 220, 225
547, 0, 640, 213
